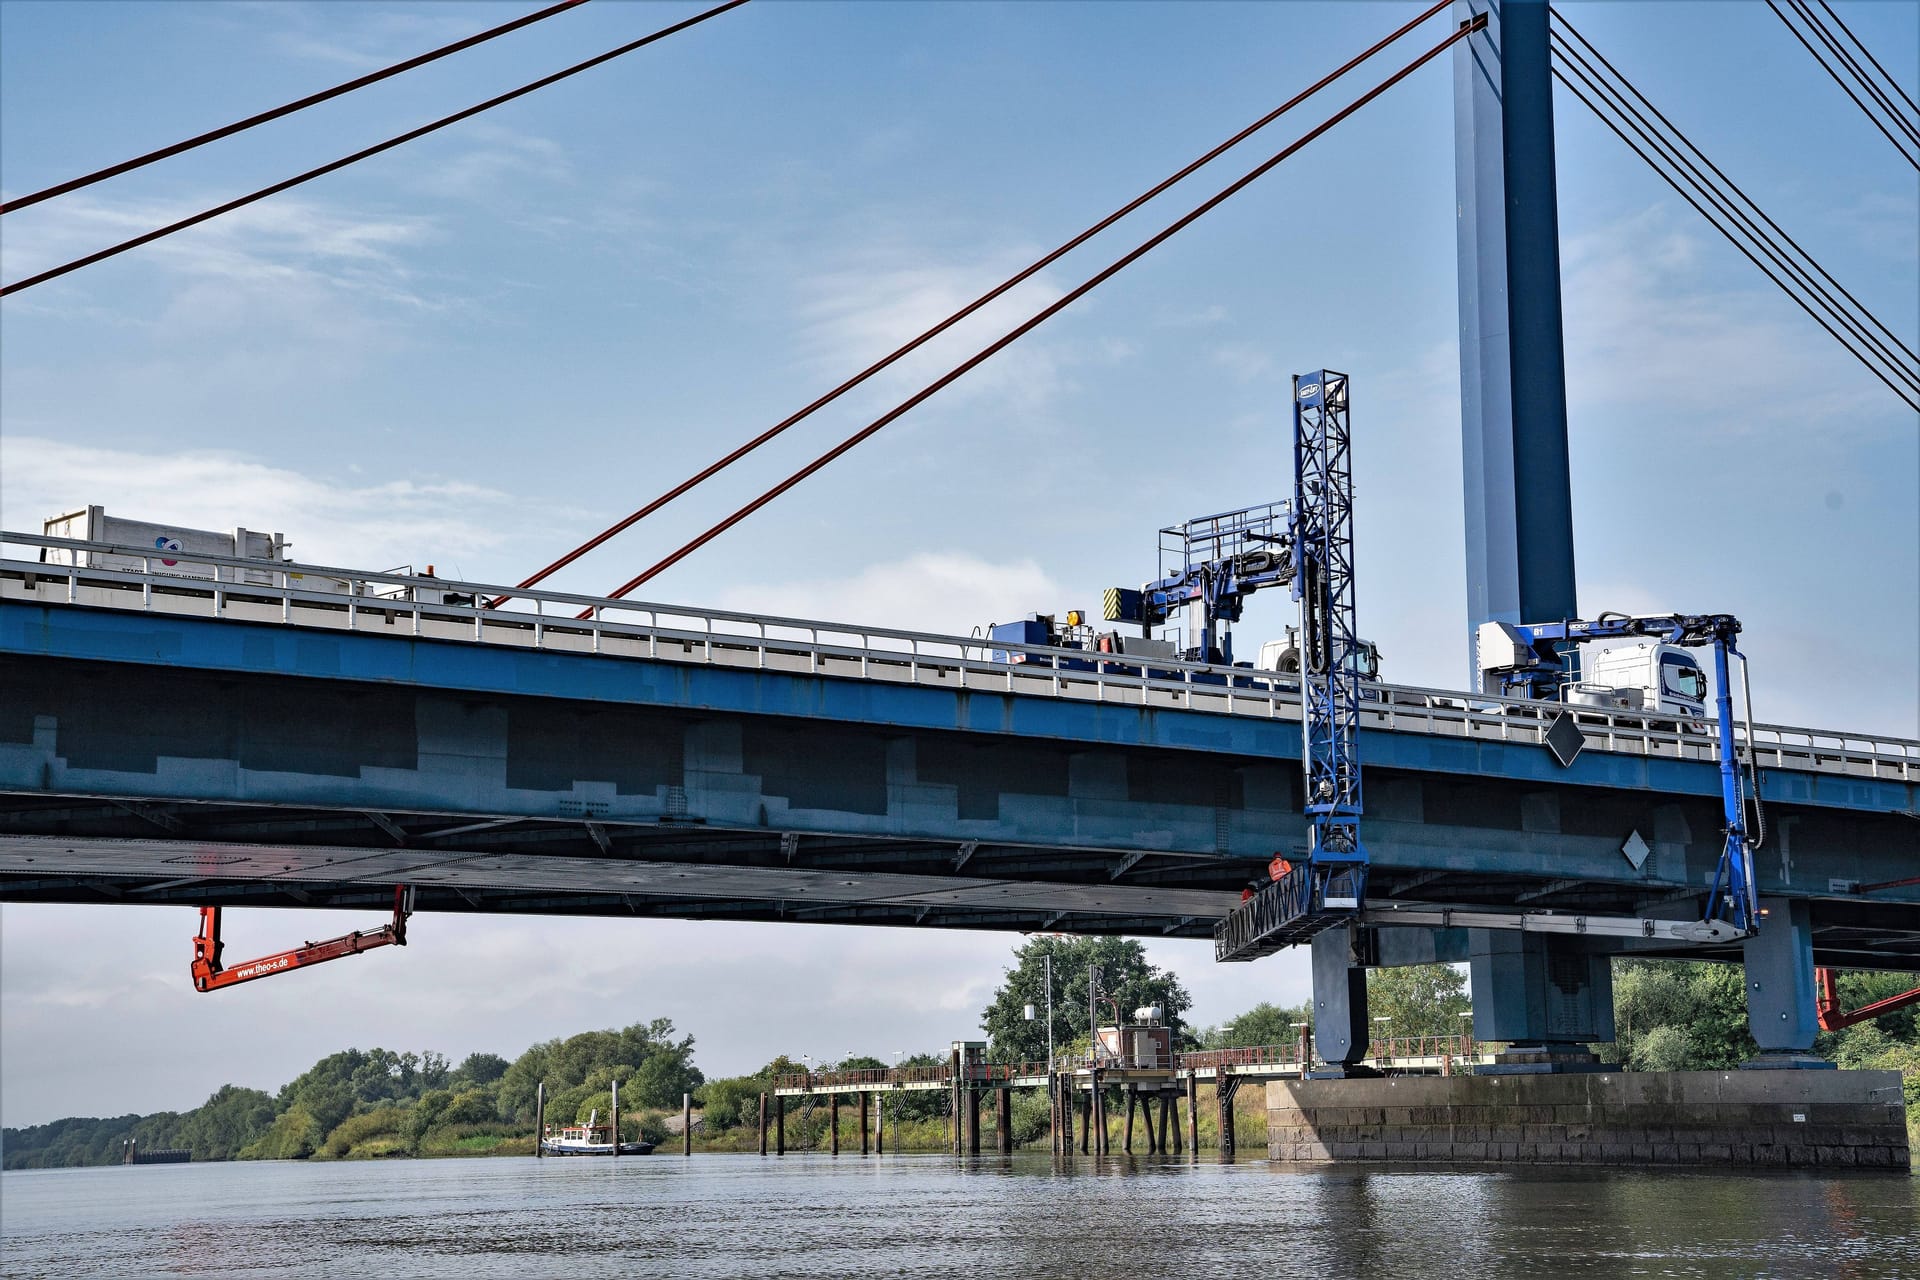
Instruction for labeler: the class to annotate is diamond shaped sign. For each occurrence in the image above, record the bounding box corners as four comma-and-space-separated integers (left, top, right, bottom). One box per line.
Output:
1543, 712, 1584, 767
1621, 829, 1651, 871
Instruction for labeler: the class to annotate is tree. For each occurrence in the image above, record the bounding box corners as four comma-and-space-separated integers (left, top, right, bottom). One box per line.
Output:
980, 936, 1192, 1063
451, 1052, 510, 1088
1611, 959, 1755, 1070
1366, 964, 1470, 1039
1204, 1001, 1311, 1049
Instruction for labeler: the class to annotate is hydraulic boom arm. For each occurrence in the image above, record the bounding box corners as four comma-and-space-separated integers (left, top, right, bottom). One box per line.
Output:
191, 886, 412, 992
1486, 610, 1761, 935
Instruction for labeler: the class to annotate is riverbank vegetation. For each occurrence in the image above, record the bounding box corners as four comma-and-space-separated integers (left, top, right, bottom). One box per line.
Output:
6, 953, 1916, 1168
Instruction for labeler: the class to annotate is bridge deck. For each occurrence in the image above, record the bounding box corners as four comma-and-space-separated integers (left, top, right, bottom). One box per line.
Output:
6, 537, 1913, 784
4, 536, 1915, 965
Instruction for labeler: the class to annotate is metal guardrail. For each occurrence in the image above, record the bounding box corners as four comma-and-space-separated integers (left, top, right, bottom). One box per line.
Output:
4, 532, 1915, 783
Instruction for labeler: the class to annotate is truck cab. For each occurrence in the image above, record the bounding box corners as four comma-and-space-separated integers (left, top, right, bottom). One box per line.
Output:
1583, 642, 1709, 718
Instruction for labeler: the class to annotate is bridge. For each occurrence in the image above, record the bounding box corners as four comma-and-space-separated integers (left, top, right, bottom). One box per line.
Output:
2, 0, 1915, 1092
4, 532, 1916, 1072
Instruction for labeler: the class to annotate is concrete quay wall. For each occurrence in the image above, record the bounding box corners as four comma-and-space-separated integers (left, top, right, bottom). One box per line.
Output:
1267, 1069, 1909, 1169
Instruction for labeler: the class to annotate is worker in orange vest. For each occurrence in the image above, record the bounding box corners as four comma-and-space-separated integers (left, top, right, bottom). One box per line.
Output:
1268, 854, 1292, 882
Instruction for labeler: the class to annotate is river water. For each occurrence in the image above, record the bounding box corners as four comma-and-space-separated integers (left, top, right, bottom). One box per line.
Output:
3, 1153, 1917, 1278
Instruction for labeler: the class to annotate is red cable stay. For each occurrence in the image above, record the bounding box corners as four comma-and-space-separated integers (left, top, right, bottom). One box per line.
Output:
575, 13, 1485, 612
191, 887, 412, 993
485, 0, 1458, 610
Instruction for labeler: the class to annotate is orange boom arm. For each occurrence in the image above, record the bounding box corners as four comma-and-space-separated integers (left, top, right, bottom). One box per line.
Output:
191, 886, 411, 992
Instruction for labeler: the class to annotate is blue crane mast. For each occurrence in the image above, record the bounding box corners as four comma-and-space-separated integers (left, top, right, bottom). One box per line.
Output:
1216, 370, 1369, 961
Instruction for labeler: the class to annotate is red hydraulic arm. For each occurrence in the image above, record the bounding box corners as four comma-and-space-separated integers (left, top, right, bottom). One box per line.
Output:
191, 887, 411, 993
1814, 966, 1920, 1032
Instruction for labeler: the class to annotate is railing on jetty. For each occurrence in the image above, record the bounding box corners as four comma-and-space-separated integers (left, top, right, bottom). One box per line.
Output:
772, 1035, 1483, 1092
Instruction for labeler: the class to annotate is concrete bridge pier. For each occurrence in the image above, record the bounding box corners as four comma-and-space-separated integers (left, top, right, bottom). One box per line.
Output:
1308, 926, 1374, 1076
1470, 930, 1615, 1073
1742, 897, 1829, 1068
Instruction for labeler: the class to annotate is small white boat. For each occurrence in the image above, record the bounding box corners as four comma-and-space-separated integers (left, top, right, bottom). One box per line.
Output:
540, 1109, 654, 1156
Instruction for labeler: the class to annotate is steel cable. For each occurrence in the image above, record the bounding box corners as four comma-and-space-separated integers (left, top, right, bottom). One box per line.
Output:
582, 15, 1486, 609
1550, 24, 1919, 396
1816, 0, 1919, 117
1791, 0, 1920, 148
0, 0, 749, 298
1549, 55, 1920, 412
489, 0, 1457, 607
0, 0, 591, 216
1766, 0, 1919, 167
1553, 13, 1917, 373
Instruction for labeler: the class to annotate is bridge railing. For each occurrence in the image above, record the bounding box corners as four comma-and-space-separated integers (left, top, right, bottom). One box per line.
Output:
6, 532, 1914, 782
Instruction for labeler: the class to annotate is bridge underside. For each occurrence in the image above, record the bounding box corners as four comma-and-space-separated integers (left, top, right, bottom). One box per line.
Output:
3, 793, 1915, 969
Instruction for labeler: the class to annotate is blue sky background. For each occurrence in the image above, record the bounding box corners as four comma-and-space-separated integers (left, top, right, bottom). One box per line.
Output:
1, 0, 1914, 1125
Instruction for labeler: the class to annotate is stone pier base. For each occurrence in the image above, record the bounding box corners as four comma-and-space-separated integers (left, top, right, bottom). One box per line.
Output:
1267, 1069, 1909, 1169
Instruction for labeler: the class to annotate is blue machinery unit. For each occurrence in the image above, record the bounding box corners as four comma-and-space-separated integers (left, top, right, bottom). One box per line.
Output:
1481, 611, 1761, 935
1214, 378, 1763, 962
1102, 501, 1294, 666
1216, 371, 1369, 961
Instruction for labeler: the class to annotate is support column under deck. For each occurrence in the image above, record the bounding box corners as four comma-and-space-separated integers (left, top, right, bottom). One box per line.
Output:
1471, 930, 1614, 1072
829, 1094, 840, 1155
1743, 897, 1830, 1067
859, 1093, 870, 1154
1309, 925, 1372, 1076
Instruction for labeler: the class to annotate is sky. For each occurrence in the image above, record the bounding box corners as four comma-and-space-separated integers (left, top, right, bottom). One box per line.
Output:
1, 0, 1914, 1127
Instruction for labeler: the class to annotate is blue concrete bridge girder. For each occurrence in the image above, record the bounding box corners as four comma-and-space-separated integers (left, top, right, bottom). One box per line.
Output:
3, 607, 1913, 911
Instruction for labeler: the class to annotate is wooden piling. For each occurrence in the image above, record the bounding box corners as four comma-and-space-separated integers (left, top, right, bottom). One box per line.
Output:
1157, 1090, 1171, 1154
1170, 1090, 1183, 1155
610, 1078, 620, 1159
535, 1082, 545, 1159
1217, 1075, 1237, 1160
758, 1093, 769, 1156
1098, 1074, 1113, 1159
830, 1093, 840, 1155
966, 1087, 982, 1155
1186, 1072, 1199, 1155
996, 1088, 1013, 1155
860, 1093, 871, 1155
776, 1095, 786, 1156
875, 1091, 886, 1155
1078, 1090, 1091, 1154
1060, 1076, 1074, 1154
683, 1091, 692, 1156
1123, 1084, 1136, 1153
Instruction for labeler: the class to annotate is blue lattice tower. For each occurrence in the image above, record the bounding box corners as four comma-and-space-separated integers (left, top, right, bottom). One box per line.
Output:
1212, 371, 1369, 964
1292, 370, 1368, 904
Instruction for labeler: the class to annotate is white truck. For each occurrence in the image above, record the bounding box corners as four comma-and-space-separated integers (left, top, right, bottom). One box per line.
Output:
1477, 620, 1710, 718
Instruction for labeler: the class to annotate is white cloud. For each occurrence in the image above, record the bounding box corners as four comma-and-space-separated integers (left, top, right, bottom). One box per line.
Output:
0, 195, 435, 302
0, 435, 521, 573
787, 238, 1141, 424
713, 551, 1065, 638
1559, 205, 1897, 429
